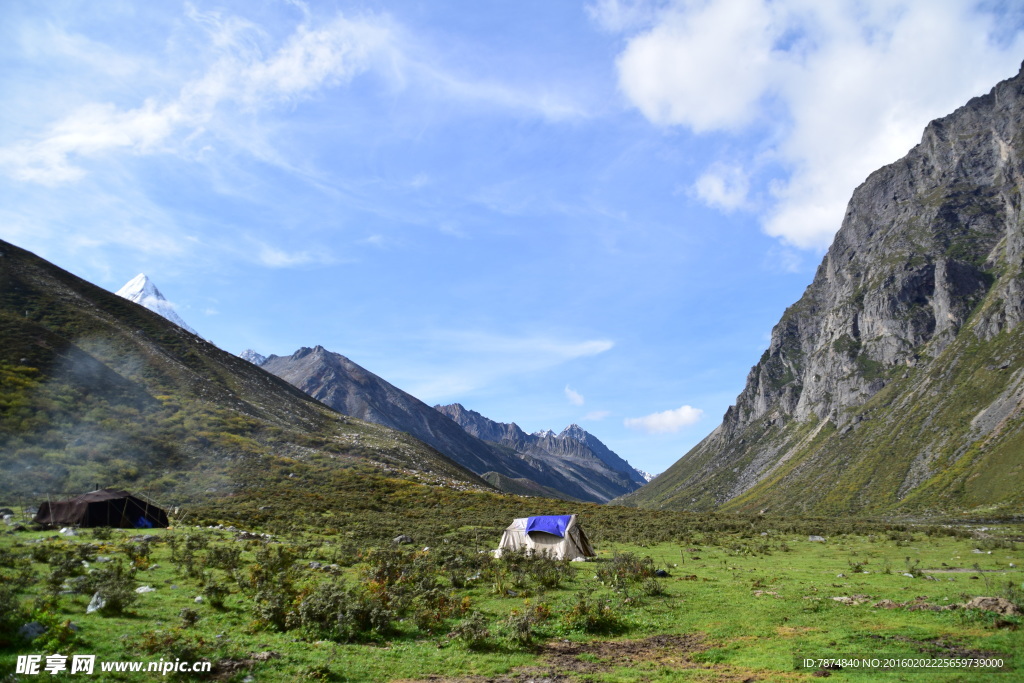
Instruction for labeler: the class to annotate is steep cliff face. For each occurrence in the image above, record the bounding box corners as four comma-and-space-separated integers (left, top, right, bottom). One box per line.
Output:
621, 63, 1024, 516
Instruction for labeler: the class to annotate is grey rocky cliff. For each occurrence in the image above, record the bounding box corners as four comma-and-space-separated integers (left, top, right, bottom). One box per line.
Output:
621, 63, 1024, 515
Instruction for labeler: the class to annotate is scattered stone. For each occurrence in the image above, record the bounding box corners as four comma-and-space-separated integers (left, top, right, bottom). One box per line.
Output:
251, 651, 279, 661
59, 527, 77, 536
86, 592, 106, 614
873, 599, 902, 609
961, 597, 1023, 616
136, 586, 156, 594
95, 556, 112, 563
836, 573, 846, 578
194, 596, 204, 603
18, 622, 47, 641
654, 569, 670, 577
0, 508, 14, 516
902, 573, 915, 578
808, 535, 826, 542
831, 595, 869, 606
308, 561, 323, 570
392, 534, 414, 546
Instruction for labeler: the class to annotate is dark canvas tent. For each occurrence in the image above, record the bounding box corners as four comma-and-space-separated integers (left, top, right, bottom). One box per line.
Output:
34, 489, 168, 529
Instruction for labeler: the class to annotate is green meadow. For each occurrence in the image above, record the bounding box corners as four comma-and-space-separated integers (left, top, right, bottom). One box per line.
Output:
1, 482, 1022, 683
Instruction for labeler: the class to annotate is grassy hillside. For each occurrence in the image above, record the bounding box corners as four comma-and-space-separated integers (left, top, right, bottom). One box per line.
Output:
0, 239, 487, 503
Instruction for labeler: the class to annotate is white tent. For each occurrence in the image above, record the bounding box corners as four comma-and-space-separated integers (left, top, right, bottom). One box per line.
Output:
495, 514, 596, 560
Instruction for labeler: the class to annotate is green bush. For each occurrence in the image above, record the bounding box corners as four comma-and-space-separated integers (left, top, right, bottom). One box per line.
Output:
596, 552, 655, 588
448, 611, 490, 650
296, 580, 397, 642
560, 591, 626, 634
84, 561, 138, 615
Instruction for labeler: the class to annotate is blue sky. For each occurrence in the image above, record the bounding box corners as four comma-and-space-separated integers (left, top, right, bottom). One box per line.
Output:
3, 1, 1024, 475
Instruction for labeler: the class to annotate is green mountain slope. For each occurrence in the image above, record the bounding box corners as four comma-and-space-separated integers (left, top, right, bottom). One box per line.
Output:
621, 64, 1024, 517
0, 239, 488, 502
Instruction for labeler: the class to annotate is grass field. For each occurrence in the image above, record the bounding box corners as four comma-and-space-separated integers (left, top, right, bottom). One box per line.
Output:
0, 496, 1022, 682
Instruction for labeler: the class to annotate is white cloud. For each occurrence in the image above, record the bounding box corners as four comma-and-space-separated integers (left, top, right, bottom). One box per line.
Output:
693, 162, 750, 212
586, 0, 664, 33
616, 0, 782, 133
624, 404, 703, 434
583, 409, 611, 421
565, 385, 585, 406
613, 0, 1024, 249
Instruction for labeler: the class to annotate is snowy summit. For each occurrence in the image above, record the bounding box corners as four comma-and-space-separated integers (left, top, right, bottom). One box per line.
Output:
115, 273, 199, 336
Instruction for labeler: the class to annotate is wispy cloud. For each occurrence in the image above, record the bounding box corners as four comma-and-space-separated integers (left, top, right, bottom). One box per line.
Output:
565, 385, 585, 406
583, 409, 611, 421
0, 11, 397, 186
624, 404, 703, 434
382, 331, 614, 403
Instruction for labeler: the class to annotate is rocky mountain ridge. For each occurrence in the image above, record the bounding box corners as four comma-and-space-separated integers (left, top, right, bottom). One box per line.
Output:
435, 402, 648, 494
256, 347, 645, 502
620, 62, 1024, 516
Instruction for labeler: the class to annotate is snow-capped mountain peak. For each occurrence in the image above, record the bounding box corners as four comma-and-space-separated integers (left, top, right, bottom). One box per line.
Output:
115, 273, 199, 336
239, 349, 267, 366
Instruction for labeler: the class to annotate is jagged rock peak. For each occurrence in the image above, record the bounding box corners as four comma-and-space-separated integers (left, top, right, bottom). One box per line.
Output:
559, 423, 588, 443
239, 349, 266, 366
115, 273, 199, 336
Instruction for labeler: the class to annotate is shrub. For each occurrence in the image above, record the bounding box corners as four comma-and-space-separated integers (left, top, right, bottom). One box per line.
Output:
84, 561, 138, 615
560, 592, 626, 634
596, 553, 656, 588
504, 601, 550, 646
252, 587, 297, 632
296, 580, 397, 642
179, 607, 200, 628
205, 545, 242, 572
202, 581, 230, 609
448, 611, 491, 650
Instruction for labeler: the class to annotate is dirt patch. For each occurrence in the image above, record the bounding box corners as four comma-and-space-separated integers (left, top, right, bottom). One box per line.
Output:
393, 633, 764, 682
866, 633, 1002, 661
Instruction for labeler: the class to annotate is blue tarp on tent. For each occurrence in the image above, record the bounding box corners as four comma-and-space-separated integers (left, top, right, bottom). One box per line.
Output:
525, 515, 572, 538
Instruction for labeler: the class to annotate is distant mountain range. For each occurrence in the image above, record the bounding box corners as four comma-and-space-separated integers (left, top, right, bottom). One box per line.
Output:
115, 273, 199, 337
435, 403, 647, 499
620, 62, 1024, 517
247, 346, 646, 502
